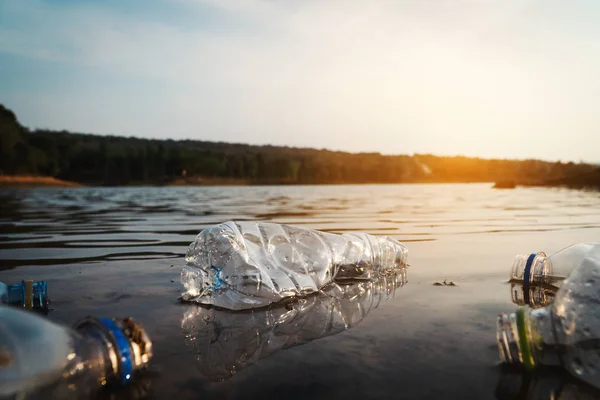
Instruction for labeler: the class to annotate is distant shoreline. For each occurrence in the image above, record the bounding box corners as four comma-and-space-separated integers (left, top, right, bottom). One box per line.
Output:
0, 175, 83, 187
1, 174, 598, 190
3, 103, 598, 188
0, 175, 498, 188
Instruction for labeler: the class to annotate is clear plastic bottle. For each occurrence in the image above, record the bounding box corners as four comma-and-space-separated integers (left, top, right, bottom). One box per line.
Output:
0, 306, 152, 399
181, 270, 406, 381
0, 280, 48, 309
497, 245, 600, 389
181, 221, 408, 310
510, 243, 599, 291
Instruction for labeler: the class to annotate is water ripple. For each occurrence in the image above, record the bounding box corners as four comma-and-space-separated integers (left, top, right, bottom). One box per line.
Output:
2, 184, 600, 269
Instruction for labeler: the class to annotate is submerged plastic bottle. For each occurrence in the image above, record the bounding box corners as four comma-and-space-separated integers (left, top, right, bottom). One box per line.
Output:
510, 243, 599, 291
497, 244, 600, 389
0, 306, 152, 399
181, 221, 408, 310
0, 280, 48, 309
181, 270, 406, 381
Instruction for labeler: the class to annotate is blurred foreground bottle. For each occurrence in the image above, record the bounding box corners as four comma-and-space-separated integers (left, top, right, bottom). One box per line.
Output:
497, 249, 600, 389
181, 221, 408, 310
0, 280, 48, 310
0, 306, 152, 399
182, 270, 406, 381
510, 243, 600, 291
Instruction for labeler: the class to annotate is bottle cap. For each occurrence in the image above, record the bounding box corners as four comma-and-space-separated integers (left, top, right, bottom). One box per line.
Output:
74, 317, 153, 386
6, 280, 49, 308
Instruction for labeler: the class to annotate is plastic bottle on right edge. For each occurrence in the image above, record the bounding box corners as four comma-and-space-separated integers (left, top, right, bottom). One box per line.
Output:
510, 243, 600, 291
497, 244, 600, 389
0, 306, 152, 399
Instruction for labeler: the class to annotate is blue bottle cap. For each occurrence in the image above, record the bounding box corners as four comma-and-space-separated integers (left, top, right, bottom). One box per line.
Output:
6, 280, 49, 308
100, 318, 134, 385
74, 317, 152, 386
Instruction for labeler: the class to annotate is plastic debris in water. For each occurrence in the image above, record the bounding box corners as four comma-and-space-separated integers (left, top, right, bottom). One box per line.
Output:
181, 221, 408, 310
0, 306, 152, 398
0, 280, 48, 310
498, 243, 600, 389
510, 242, 600, 292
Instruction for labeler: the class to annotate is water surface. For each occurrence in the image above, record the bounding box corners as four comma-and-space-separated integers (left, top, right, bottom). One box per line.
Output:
2, 184, 600, 399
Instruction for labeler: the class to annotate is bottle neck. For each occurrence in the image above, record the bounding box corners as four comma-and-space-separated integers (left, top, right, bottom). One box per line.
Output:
510, 253, 552, 288
74, 318, 151, 386
497, 307, 562, 369
34, 318, 152, 399
31, 331, 115, 400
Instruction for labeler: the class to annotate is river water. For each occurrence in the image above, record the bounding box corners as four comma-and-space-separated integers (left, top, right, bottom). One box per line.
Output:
1, 184, 600, 399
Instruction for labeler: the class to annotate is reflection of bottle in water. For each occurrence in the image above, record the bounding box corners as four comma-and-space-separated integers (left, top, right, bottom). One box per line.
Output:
495, 367, 600, 400
510, 283, 555, 309
498, 250, 600, 390
0, 306, 152, 399
95, 372, 156, 400
0, 280, 48, 310
181, 270, 406, 381
510, 243, 599, 290
181, 221, 408, 310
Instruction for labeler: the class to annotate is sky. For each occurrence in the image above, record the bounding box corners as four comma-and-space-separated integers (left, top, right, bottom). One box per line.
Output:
1, 0, 600, 162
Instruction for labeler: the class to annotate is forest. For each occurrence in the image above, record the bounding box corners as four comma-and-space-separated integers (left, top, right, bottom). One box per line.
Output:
1, 104, 598, 187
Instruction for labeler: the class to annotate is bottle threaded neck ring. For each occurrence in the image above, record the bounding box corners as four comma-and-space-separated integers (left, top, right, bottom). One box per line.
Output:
497, 307, 535, 370
497, 311, 521, 364
515, 308, 535, 370
510, 252, 548, 287
74, 317, 152, 386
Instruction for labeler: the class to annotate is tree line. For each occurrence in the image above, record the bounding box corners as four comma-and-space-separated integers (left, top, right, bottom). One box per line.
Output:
0, 104, 596, 186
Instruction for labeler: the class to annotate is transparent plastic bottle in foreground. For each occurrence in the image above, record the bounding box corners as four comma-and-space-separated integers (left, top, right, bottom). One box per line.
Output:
181, 270, 406, 381
510, 243, 599, 291
0, 306, 152, 399
498, 245, 600, 389
181, 221, 409, 310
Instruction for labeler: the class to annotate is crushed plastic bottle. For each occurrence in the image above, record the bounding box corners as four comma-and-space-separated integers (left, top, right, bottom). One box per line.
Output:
181, 270, 406, 381
181, 221, 408, 310
0, 280, 48, 309
510, 243, 599, 291
497, 244, 600, 389
0, 306, 152, 399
